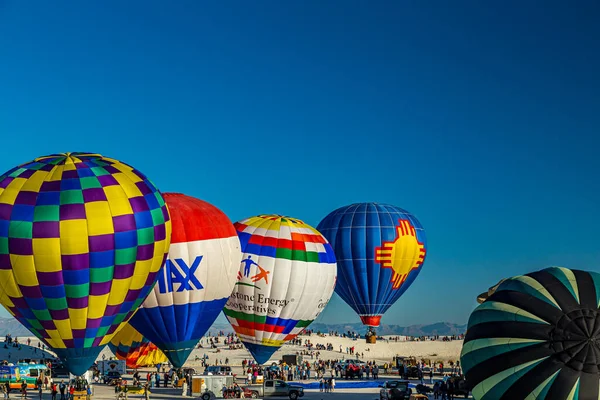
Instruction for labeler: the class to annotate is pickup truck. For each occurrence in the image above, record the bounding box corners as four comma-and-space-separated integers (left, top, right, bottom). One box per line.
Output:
249, 380, 304, 399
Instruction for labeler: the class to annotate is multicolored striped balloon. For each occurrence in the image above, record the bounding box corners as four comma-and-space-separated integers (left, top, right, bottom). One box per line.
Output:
108, 322, 167, 369
130, 193, 242, 367
0, 153, 171, 375
461, 267, 600, 400
224, 215, 337, 364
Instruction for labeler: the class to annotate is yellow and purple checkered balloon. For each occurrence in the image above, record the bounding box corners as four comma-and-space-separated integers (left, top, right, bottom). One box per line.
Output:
0, 153, 171, 375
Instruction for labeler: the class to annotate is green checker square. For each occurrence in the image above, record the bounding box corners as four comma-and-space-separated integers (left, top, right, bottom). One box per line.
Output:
154, 192, 165, 207
46, 297, 68, 311
113, 314, 126, 326
60, 190, 84, 205
80, 176, 102, 189
90, 266, 114, 283
97, 326, 109, 337
276, 247, 293, 260
9, 168, 26, 178
304, 251, 320, 263
32, 309, 52, 321
65, 283, 89, 299
150, 208, 164, 226
34, 205, 60, 222
115, 247, 137, 266
28, 319, 44, 330
84, 338, 95, 347
9, 221, 32, 239
0, 237, 8, 254
137, 227, 155, 246
132, 298, 143, 309
28, 163, 45, 171
90, 167, 110, 177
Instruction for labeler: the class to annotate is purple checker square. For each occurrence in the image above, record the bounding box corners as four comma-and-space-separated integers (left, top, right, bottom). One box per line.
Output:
86, 318, 102, 329
129, 197, 149, 212
113, 215, 136, 232
103, 165, 119, 174
15, 191, 38, 206
72, 329, 86, 339
98, 175, 118, 187
40, 320, 56, 330
135, 182, 152, 196
37, 271, 64, 286
60, 203, 86, 220
63, 339, 74, 348
154, 224, 166, 241
137, 244, 155, 261
114, 263, 134, 280
67, 297, 89, 309
92, 337, 103, 346
82, 188, 107, 203
89, 234, 114, 252
124, 289, 141, 303
62, 170, 79, 179
39, 164, 54, 172
40, 181, 61, 192
145, 270, 158, 286
90, 281, 112, 296
61, 254, 89, 270
19, 286, 42, 298
0, 254, 11, 270
33, 221, 60, 238
10, 297, 28, 309
75, 162, 90, 169
9, 238, 33, 256
0, 177, 14, 189
104, 305, 119, 316
50, 309, 70, 320
17, 169, 36, 179
0, 204, 13, 219
106, 325, 119, 335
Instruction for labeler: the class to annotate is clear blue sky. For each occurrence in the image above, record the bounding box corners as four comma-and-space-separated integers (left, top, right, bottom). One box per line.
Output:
0, 1, 599, 327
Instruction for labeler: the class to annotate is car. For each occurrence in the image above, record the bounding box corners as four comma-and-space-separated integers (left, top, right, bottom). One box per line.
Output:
379, 380, 412, 400
261, 380, 304, 399
102, 371, 121, 385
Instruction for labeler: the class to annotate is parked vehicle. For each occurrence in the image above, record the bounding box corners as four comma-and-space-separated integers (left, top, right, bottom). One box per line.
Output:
337, 359, 364, 379
379, 380, 412, 400
203, 365, 232, 375
248, 380, 304, 399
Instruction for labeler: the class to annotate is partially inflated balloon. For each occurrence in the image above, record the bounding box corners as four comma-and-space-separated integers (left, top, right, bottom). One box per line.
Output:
0, 153, 171, 375
317, 203, 427, 327
461, 267, 600, 400
224, 215, 337, 364
130, 193, 242, 367
108, 323, 167, 369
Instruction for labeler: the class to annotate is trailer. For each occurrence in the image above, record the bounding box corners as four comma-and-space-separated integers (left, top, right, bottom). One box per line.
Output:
97, 360, 125, 376
191, 374, 234, 400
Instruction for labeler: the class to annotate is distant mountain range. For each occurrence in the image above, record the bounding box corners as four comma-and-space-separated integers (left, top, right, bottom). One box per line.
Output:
0, 316, 467, 338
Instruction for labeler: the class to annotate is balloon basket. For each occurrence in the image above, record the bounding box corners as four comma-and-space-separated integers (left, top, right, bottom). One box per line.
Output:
366, 335, 376, 344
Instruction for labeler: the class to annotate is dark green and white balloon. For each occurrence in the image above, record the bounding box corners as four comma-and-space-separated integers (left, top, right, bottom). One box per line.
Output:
461, 267, 600, 400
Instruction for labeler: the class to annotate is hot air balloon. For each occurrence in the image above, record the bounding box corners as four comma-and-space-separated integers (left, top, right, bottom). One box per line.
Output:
129, 193, 242, 367
317, 203, 427, 333
224, 215, 337, 364
0, 153, 171, 375
108, 323, 167, 369
461, 267, 600, 400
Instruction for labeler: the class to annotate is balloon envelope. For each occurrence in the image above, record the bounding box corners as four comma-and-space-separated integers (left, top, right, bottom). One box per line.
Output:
130, 193, 242, 367
317, 203, 427, 327
0, 153, 172, 375
461, 267, 600, 400
108, 323, 167, 369
224, 215, 337, 364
